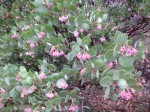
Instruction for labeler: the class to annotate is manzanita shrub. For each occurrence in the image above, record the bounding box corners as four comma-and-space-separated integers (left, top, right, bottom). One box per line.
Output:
0, 0, 146, 111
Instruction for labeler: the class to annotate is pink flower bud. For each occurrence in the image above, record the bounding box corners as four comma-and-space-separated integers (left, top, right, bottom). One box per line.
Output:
100, 37, 106, 42
0, 88, 5, 94
59, 16, 68, 22
21, 88, 28, 98
38, 32, 45, 39
24, 107, 32, 112
73, 31, 79, 38
80, 68, 86, 75
107, 62, 113, 68
69, 105, 79, 112
30, 43, 35, 48
46, 92, 54, 99
11, 34, 18, 39
97, 24, 102, 30
0, 99, 4, 108
37, 73, 46, 79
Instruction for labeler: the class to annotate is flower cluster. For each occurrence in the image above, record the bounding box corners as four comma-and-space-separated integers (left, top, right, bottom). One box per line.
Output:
59, 16, 68, 22
69, 105, 79, 112
37, 73, 46, 80
11, 34, 18, 39
49, 46, 64, 57
56, 79, 68, 89
21, 86, 36, 98
80, 68, 86, 75
119, 45, 137, 56
25, 51, 34, 58
24, 107, 32, 112
46, 92, 55, 99
77, 52, 91, 61
120, 90, 132, 100
37, 32, 45, 39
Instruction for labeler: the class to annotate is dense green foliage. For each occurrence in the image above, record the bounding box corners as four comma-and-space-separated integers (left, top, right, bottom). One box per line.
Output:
0, 0, 148, 111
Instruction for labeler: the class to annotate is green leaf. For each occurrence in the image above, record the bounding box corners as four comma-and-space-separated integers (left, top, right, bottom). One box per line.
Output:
45, 101, 53, 107
114, 31, 127, 44
9, 88, 16, 98
34, 0, 43, 6
26, 77, 32, 84
77, 14, 85, 24
102, 14, 107, 21
69, 90, 77, 96
113, 44, 119, 57
67, 52, 75, 61
5, 78, 11, 85
82, 23, 89, 31
105, 49, 115, 61
72, 45, 80, 54
88, 48, 96, 57
76, 38, 82, 46
82, 36, 91, 45
131, 85, 144, 92
36, 6, 49, 17
49, 64, 57, 71
69, 4, 77, 11
52, 97, 62, 105
104, 86, 110, 100
20, 66, 27, 72
100, 76, 113, 87
113, 70, 119, 80
126, 78, 136, 86
118, 79, 128, 89
119, 56, 134, 68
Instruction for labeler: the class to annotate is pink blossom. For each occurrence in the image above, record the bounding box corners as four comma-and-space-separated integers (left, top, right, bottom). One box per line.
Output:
97, 24, 102, 30
24, 107, 32, 112
73, 31, 79, 38
11, 34, 18, 39
100, 37, 106, 42
49, 46, 64, 57
30, 43, 35, 48
37, 73, 46, 79
35, 23, 39, 26
120, 90, 132, 100
59, 16, 68, 22
69, 105, 79, 112
27, 85, 37, 94
80, 68, 86, 75
107, 62, 113, 68
46, 92, 54, 99
80, 29, 84, 33
0, 99, 4, 108
25, 51, 34, 57
57, 83, 68, 89
0, 88, 5, 94
119, 46, 137, 56
37, 32, 45, 39
136, 82, 142, 86
57, 82, 68, 89
16, 74, 21, 82
130, 88, 136, 93
21, 88, 28, 98
77, 52, 91, 61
